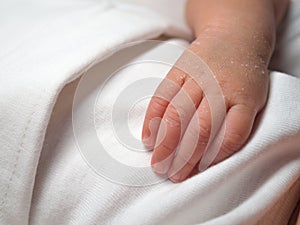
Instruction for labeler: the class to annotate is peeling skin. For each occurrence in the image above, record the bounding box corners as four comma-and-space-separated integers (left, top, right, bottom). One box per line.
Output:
164, 118, 181, 127
142, 0, 289, 182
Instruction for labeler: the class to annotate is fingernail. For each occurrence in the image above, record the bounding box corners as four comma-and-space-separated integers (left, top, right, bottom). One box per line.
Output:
152, 157, 171, 175
169, 174, 182, 183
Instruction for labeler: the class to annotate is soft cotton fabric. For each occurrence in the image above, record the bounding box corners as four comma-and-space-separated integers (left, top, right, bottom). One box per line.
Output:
0, 0, 299, 225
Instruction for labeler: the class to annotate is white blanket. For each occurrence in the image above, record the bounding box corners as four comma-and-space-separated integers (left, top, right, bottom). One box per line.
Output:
0, 0, 300, 224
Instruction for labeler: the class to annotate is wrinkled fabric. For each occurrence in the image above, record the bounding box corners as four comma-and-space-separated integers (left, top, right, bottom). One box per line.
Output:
0, 0, 299, 224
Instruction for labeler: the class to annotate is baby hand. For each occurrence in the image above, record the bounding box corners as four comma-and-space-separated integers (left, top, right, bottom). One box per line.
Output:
142, 23, 271, 182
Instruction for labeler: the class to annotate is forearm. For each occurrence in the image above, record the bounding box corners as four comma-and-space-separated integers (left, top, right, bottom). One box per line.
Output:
186, 0, 289, 34
186, 0, 289, 64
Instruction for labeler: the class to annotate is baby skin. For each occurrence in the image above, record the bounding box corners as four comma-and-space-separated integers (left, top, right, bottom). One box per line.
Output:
142, 0, 289, 182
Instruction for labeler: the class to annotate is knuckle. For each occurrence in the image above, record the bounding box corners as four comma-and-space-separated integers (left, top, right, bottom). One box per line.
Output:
233, 98, 258, 112
222, 131, 244, 155
154, 153, 168, 162
238, 103, 257, 113
161, 143, 175, 153
183, 113, 211, 145
167, 68, 187, 83
150, 97, 168, 113
155, 144, 175, 161
198, 117, 211, 142
164, 105, 181, 126
176, 152, 197, 167
174, 104, 190, 122
185, 122, 200, 140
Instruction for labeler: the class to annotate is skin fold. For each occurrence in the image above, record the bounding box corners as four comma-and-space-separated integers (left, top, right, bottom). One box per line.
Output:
142, 0, 289, 182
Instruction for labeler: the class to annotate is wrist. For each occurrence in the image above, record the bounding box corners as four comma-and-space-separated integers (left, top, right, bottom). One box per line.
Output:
192, 15, 276, 65
186, 0, 277, 52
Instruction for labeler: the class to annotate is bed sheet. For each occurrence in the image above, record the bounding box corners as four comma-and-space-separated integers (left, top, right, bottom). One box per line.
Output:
0, 1, 300, 225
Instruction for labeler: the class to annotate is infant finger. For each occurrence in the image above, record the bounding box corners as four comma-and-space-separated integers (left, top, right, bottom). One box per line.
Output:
168, 98, 212, 182
142, 67, 186, 149
213, 104, 257, 164
151, 78, 203, 174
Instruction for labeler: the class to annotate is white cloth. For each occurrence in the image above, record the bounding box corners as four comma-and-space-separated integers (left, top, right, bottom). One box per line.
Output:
0, 0, 300, 225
